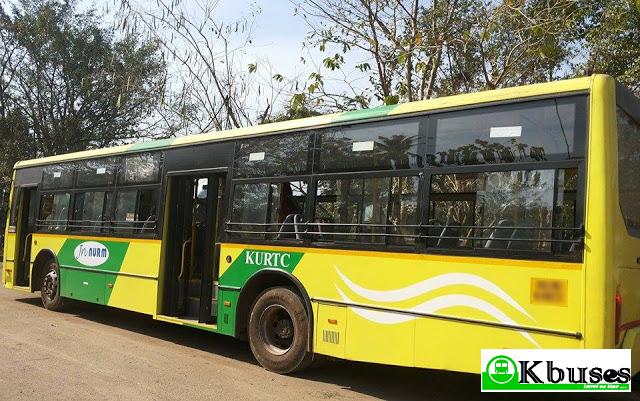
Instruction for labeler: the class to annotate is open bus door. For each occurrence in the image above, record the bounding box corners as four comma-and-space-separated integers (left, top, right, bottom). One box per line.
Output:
13, 185, 38, 288
162, 171, 226, 324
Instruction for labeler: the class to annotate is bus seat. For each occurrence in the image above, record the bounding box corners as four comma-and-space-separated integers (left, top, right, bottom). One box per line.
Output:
277, 214, 303, 240
484, 219, 514, 249
436, 216, 462, 248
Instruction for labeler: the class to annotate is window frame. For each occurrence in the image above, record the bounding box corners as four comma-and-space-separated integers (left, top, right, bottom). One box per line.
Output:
33, 152, 164, 239
227, 176, 311, 246
111, 184, 161, 238
36, 190, 72, 233
226, 93, 588, 261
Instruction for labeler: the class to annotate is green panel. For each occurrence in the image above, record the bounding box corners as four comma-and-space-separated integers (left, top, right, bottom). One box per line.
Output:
58, 239, 129, 272
218, 249, 304, 288
60, 268, 106, 304
128, 138, 175, 152
333, 104, 398, 123
217, 289, 240, 336
57, 239, 130, 304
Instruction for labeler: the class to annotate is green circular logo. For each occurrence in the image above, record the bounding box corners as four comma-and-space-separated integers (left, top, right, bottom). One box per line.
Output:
486, 355, 518, 384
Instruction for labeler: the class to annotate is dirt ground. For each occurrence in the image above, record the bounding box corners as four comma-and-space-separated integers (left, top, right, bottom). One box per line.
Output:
0, 269, 637, 401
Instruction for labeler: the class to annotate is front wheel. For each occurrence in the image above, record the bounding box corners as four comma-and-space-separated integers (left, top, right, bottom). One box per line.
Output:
248, 287, 313, 374
41, 258, 64, 311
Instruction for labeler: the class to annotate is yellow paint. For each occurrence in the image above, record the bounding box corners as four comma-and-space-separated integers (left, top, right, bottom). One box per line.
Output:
107, 240, 161, 315
314, 304, 347, 359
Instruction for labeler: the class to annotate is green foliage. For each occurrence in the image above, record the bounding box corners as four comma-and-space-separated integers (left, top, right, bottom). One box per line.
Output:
294, 0, 640, 110
0, 0, 166, 193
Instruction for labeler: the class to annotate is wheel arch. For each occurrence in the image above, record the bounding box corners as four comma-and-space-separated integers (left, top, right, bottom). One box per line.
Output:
31, 249, 59, 292
235, 268, 314, 352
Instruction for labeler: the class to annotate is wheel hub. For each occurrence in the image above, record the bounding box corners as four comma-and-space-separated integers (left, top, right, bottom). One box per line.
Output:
259, 304, 295, 356
42, 269, 58, 301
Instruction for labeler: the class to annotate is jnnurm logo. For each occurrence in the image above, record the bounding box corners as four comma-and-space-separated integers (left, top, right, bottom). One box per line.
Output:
73, 241, 110, 267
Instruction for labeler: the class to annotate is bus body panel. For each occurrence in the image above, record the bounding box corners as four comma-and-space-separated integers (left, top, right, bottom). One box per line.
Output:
611, 80, 640, 374
28, 233, 160, 315
218, 243, 584, 373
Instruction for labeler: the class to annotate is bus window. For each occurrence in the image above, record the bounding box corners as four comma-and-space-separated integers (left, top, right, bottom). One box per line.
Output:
120, 153, 161, 185
314, 176, 419, 245
617, 107, 640, 237
113, 189, 158, 235
233, 133, 313, 178
38, 193, 71, 231
315, 119, 423, 173
77, 158, 118, 187
42, 164, 75, 189
428, 168, 579, 255
427, 96, 587, 166
72, 191, 113, 232
229, 181, 307, 240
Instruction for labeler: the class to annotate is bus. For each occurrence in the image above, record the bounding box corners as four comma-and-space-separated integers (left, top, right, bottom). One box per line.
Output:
2, 74, 640, 375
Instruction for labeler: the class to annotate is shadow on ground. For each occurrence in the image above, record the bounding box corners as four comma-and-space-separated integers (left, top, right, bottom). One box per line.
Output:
15, 296, 639, 401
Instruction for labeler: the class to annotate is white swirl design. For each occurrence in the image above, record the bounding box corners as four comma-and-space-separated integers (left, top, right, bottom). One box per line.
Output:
335, 267, 540, 348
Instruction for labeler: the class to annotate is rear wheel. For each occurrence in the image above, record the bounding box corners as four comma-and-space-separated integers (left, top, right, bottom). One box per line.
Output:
41, 258, 64, 311
248, 287, 312, 374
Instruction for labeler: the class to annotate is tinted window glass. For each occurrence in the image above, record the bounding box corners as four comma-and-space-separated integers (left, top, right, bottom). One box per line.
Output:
38, 193, 70, 231
315, 119, 423, 172
77, 158, 118, 187
314, 176, 419, 245
120, 153, 161, 185
72, 191, 113, 232
9, 186, 19, 226
234, 134, 312, 178
428, 169, 579, 254
113, 189, 158, 234
230, 181, 307, 239
42, 164, 75, 189
617, 107, 640, 236
428, 96, 586, 166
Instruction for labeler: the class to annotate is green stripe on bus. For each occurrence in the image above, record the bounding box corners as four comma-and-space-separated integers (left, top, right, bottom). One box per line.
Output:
333, 104, 399, 123
128, 138, 176, 152
219, 249, 304, 288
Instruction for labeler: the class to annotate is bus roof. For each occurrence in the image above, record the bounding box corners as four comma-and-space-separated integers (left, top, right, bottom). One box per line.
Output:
14, 74, 601, 169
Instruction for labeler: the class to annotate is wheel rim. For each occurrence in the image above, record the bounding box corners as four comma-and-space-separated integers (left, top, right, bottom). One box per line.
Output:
42, 267, 58, 301
259, 304, 295, 356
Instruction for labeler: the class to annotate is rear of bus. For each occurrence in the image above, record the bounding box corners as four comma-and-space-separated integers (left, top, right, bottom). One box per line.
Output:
610, 80, 640, 373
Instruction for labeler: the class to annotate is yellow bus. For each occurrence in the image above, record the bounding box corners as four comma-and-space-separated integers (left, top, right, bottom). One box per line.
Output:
3, 74, 640, 375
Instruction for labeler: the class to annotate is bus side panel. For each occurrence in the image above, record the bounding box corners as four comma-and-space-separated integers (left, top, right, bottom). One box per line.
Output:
105, 240, 160, 315
612, 81, 640, 375
220, 243, 585, 374
30, 234, 160, 315
299, 251, 585, 373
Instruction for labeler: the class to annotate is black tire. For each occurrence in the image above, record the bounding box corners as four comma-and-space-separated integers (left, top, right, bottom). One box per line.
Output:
248, 287, 313, 374
41, 258, 64, 311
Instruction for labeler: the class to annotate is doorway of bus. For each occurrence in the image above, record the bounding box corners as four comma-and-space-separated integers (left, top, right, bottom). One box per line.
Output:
163, 171, 226, 324
13, 185, 38, 288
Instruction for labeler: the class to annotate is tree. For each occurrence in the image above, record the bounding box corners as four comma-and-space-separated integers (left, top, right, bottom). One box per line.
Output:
117, 0, 296, 133
0, 0, 167, 191
578, 0, 640, 94
292, 0, 640, 109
